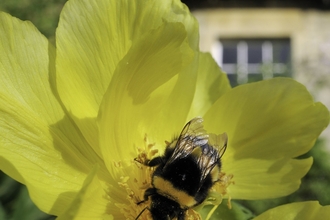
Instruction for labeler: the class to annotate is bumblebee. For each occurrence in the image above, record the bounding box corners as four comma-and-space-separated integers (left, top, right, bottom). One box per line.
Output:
135, 117, 227, 220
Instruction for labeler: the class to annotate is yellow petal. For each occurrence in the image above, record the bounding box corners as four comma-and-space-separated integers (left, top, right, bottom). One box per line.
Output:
187, 52, 231, 119
204, 78, 329, 199
56, 0, 198, 155
57, 166, 112, 220
0, 12, 106, 214
218, 157, 313, 199
98, 21, 195, 168
254, 201, 330, 220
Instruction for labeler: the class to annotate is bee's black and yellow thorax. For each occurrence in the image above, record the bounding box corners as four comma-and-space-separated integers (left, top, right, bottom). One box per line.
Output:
134, 117, 227, 220
152, 152, 220, 209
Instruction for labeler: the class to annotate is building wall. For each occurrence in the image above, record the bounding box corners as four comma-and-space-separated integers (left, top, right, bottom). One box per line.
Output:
193, 8, 330, 145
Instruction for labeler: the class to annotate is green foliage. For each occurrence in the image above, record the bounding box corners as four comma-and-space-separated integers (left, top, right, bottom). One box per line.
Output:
0, 172, 55, 220
0, 0, 66, 38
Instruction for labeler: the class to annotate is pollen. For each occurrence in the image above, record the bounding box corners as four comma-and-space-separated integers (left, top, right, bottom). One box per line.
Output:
113, 134, 233, 220
186, 209, 202, 219
220, 172, 234, 209
210, 172, 234, 209
135, 136, 159, 165
115, 135, 158, 220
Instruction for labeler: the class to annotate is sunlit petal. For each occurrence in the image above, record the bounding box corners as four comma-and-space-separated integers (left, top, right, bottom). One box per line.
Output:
56, 0, 198, 156
98, 21, 196, 168
0, 12, 106, 214
219, 157, 313, 199
57, 166, 111, 220
205, 78, 329, 199
187, 52, 231, 119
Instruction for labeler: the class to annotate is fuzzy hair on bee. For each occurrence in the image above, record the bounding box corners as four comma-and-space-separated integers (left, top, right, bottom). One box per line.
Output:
135, 117, 227, 220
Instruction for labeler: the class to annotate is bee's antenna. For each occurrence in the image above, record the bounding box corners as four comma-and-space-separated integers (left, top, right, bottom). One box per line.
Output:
135, 207, 149, 220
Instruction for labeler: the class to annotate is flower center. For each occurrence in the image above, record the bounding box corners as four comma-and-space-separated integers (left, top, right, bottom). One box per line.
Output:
115, 135, 234, 219
115, 135, 156, 219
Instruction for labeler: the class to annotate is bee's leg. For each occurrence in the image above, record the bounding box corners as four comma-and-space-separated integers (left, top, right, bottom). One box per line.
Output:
136, 188, 157, 205
134, 156, 163, 167
147, 156, 163, 167
134, 157, 147, 165
135, 207, 150, 220
177, 211, 185, 220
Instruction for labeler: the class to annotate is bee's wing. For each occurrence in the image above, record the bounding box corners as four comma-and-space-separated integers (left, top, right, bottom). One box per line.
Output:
164, 117, 228, 183
208, 132, 227, 159
197, 132, 227, 182
164, 117, 208, 168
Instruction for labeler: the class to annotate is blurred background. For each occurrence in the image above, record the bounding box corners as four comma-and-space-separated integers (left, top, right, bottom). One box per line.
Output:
0, 0, 329, 219
190, 0, 330, 140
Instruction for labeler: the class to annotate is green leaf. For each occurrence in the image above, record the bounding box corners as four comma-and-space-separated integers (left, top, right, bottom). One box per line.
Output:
0, 202, 8, 220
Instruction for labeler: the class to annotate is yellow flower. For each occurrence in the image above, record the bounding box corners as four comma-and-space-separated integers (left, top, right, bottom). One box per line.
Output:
0, 0, 328, 219
254, 201, 330, 220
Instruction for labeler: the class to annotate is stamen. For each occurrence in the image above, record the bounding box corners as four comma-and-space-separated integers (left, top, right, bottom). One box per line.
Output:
194, 171, 234, 218
186, 209, 202, 219
217, 172, 234, 209
113, 134, 233, 220
115, 135, 159, 219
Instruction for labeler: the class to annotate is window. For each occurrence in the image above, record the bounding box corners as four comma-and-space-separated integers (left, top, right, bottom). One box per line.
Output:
212, 38, 291, 87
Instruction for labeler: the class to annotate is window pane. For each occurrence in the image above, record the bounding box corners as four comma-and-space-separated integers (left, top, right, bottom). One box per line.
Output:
248, 41, 262, 63
219, 38, 291, 86
273, 39, 291, 63
223, 45, 237, 63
